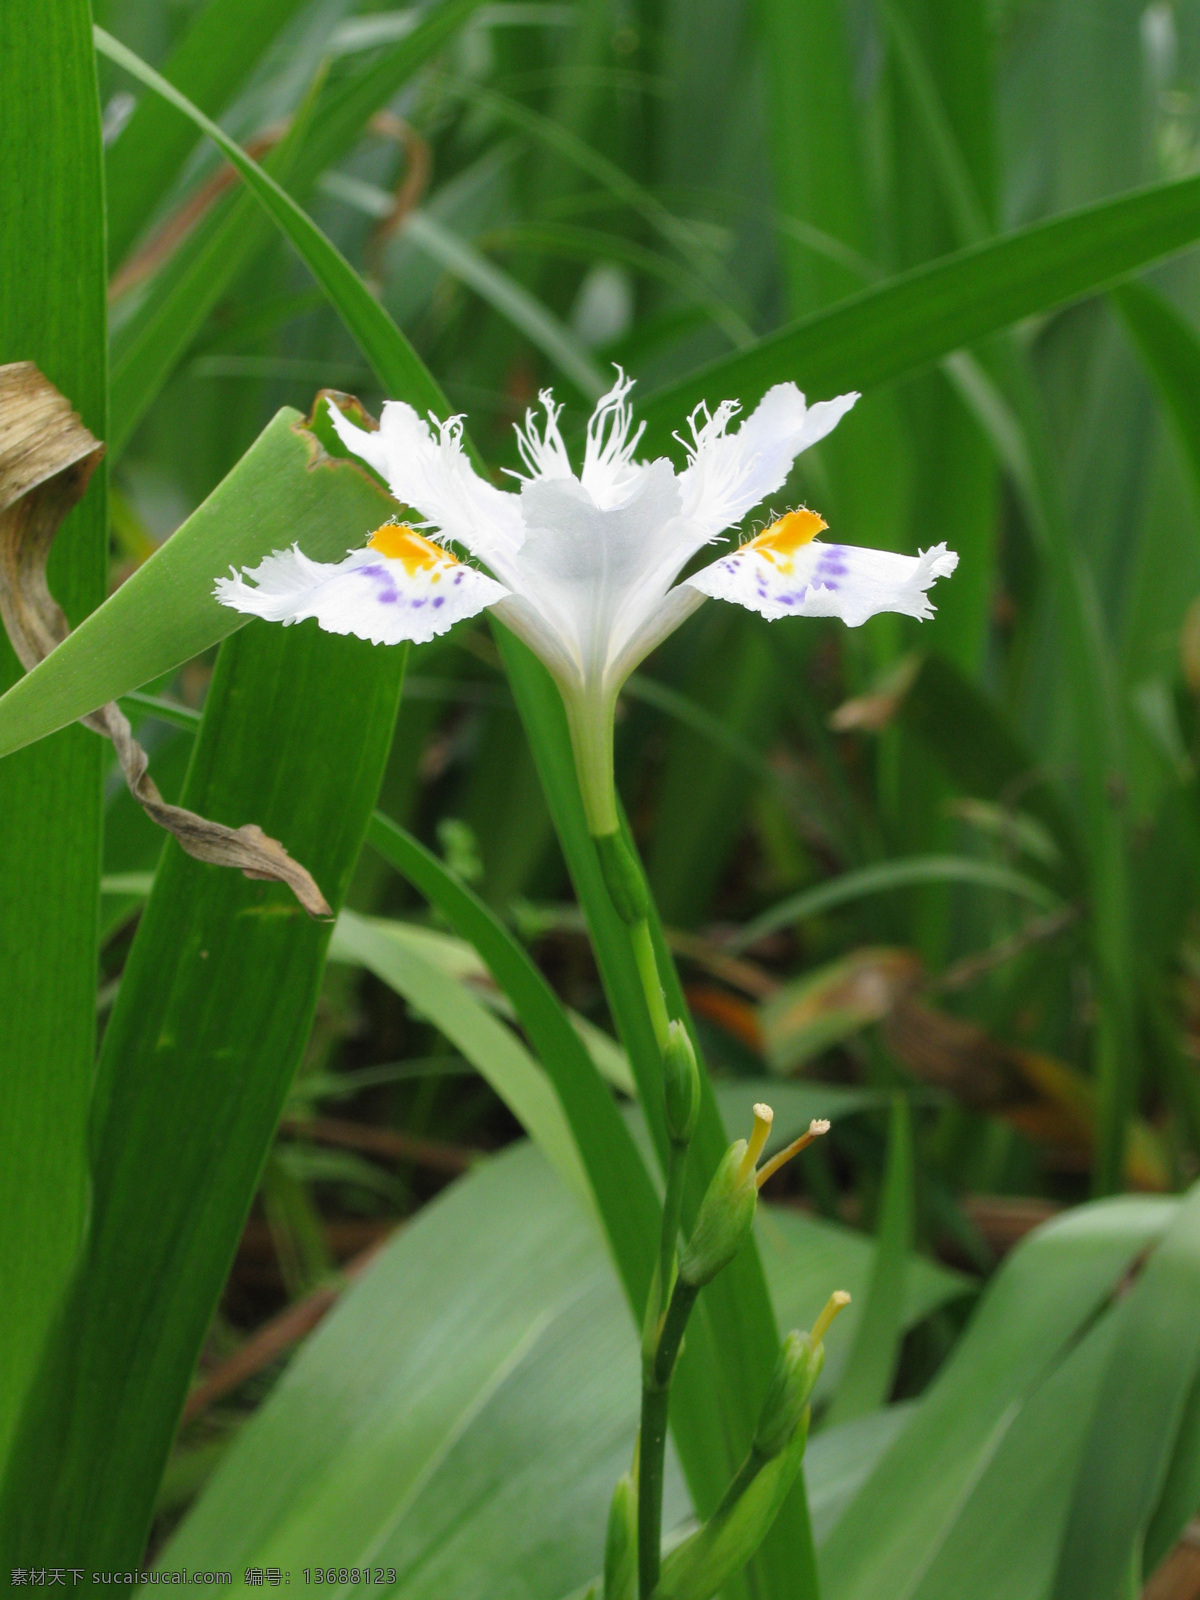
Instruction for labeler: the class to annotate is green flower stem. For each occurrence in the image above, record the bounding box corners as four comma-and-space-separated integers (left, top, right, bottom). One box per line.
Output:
658, 1140, 688, 1318
640, 1277, 700, 1599
629, 916, 672, 1053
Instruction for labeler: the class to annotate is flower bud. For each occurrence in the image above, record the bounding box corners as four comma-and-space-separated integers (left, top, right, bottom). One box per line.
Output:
679, 1106, 833, 1289
678, 1139, 759, 1288
594, 830, 651, 925
753, 1333, 824, 1460
603, 1471, 636, 1600
663, 1020, 700, 1145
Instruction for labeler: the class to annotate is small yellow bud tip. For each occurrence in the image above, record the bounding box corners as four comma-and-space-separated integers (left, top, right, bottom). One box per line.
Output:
754, 1116, 832, 1189
809, 1290, 851, 1348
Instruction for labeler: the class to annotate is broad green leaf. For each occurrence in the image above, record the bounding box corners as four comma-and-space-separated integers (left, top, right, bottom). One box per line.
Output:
819, 1196, 1178, 1600
105, 0, 309, 266
164, 1143, 689, 1595
0, 0, 107, 1467
1052, 1177, 1200, 1600
636, 169, 1200, 452
364, 811, 658, 1314
165, 1141, 962, 1589
0, 596, 405, 1568
328, 909, 590, 1206
907, 1313, 1120, 1600
804, 1407, 916, 1545
728, 855, 1061, 954
1144, 1355, 1200, 1578
0, 406, 394, 760
825, 1094, 914, 1427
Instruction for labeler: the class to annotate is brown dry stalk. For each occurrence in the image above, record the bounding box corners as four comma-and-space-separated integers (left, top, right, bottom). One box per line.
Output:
0, 361, 330, 915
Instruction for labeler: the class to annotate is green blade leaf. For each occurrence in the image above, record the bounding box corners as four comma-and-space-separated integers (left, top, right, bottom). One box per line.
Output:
163, 1141, 958, 1586
0, 0, 107, 1467
636, 170, 1200, 450
728, 855, 1062, 953
824, 1094, 914, 1428
0, 616, 406, 1570
328, 909, 591, 1205
0, 405, 396, 760
94, 26, 444, 412
1052, 1178, 1200, 1600
364, 811, 659, 1315
819, 1197, 1178, 1600
104, 0, 310, 266
164, 1144, 685, 1592
1112, 280, 1200, 499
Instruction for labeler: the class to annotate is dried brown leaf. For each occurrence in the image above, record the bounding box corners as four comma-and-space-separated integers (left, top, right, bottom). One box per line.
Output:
0, 362, 330, 916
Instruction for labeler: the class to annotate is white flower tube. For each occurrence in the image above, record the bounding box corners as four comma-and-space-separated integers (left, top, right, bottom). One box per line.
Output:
216, 372, 957, 832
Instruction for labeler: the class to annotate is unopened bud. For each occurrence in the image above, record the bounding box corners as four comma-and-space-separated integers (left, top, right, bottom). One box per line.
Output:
664, 1021, 700, 1144
679, 1139, 758, 1288
594, 831, 651, 925
603, 1471, 636, 1600
753, 1332, 824, 1460
679, 1107, 834, 1289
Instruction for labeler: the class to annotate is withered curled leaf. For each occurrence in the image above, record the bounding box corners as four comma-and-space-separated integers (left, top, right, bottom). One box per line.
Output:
0, 361, 330, 917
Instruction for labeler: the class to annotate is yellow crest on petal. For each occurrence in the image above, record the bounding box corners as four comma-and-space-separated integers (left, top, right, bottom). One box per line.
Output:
368, 523, 452, 574
746, 508, 827, 573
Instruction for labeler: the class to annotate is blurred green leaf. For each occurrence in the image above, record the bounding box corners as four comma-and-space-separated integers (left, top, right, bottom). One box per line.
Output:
638, 170, 1200, 449
94, 26, 444, 413
1114, 280, 1200, 502
730, 856, 1061, 953
364, 811, 658, 1315
164, 1140, 963, 1590
1052, 1178, 1200, 1600
819, 1197, 1178, 1600
0, 0, 107, 1468
825, 1094, 914, 1428
328, 909, 590, 1204
104, 0, 310, 267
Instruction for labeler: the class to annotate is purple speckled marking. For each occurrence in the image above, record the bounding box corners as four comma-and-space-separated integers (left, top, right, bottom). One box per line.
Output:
433, 596, 445, 608
454, 571, 465, 586
412, 599, 426, 609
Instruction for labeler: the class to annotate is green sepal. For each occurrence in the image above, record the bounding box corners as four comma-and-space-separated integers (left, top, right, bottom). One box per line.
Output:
651, 1411, 811, 1600
594, 830, 652, 925
678, 1141, 757, 1289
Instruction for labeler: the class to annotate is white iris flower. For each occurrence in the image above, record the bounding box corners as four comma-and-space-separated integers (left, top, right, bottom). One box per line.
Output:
216, 372, 957, 832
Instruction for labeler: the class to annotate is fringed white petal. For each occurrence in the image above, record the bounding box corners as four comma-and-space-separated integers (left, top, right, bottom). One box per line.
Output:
214, 538, 509, 647
675, 383, 859, 538
330, 401, 526, 569
580, 368, 649, 510
687, 535, 959, 627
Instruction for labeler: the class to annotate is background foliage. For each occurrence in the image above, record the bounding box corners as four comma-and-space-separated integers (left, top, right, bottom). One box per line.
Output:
5, 0, 1200, 1596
